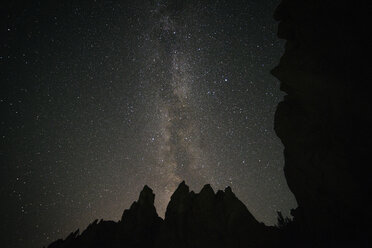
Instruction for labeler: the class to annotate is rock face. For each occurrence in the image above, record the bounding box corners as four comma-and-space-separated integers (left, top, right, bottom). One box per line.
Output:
272, 0, 372, 246
120, 185, 163, 247
162, 182, 276, 248
48, 186, 163, 248
47, 183, 275, 248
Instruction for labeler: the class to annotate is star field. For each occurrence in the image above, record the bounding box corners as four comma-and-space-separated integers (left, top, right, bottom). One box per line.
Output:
1, 1, 297, 247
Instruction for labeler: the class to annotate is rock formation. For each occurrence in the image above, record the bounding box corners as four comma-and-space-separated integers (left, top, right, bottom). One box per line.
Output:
162, 182, 277, 248
47, 183, 275, 248
48, 186, 163, 248
272, 0, 372, 246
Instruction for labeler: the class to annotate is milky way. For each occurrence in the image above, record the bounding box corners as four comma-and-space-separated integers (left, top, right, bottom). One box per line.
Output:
139, 2, 215, 213
1, 1, 297, 247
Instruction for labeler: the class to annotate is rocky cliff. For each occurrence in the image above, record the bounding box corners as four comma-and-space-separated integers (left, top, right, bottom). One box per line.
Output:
272, 0, 372, 246
47, 183, 276, 248
162, 182, 276, 248
48, 186, 163, 248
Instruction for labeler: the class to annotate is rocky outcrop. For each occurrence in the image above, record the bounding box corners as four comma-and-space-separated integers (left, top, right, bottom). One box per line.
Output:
272, 0, 372, 246
119, 185, 164, 247
162, 182, 277, 248
48, 186, 163, 248
47, 183, 275, 248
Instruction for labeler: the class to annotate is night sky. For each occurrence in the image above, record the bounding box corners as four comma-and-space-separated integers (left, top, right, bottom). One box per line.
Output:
1, 1, 297, 247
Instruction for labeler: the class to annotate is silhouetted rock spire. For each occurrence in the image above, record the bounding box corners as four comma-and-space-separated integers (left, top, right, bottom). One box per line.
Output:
47, 182, 275, 248
121, 185, 159, 223
271, 0, 372, 246
119, 185, 163, 247
162, 182, 276, 248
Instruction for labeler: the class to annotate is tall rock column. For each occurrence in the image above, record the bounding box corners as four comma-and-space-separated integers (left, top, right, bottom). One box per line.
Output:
272, 0, 372, 245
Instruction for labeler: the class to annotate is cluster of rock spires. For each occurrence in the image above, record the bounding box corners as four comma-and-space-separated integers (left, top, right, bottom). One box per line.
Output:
47, 182, 277, 248
47, 0, 372, 247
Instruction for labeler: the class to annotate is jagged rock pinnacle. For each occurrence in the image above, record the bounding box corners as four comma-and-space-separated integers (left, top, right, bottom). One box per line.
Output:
138, 185, 155, 205
48, 183, 271, 248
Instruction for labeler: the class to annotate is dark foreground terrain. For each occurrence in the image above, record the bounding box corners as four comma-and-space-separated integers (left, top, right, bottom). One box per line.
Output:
47, 0, 372, 247
48, 182, 278, 248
